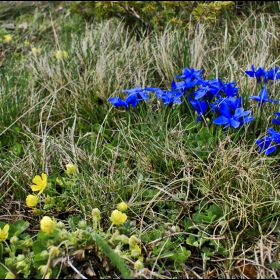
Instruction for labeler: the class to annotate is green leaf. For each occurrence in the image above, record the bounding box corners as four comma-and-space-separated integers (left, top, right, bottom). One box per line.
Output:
170, 247, 191, 263
186, 235, 199, 247
0, 265, 8, 279
208, 204, 223, 218
8, 220, 29, 237
32, 240, 47, 255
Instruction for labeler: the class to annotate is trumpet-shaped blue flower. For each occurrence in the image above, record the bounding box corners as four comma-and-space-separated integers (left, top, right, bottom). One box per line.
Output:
171, 80, 197, 92
272, 112, 280, 125
188, 97, 207, 123
145, 87, 183, 105
245, 65, 266, 83
221, 82, 239, 97
268, 127, 280, 143
213, 102, 253, 129
193, 78, 223, 100
248, 87, 278, 105
175, 67, 203, 83
108, 94, 138, 109
123, 86, 150, 101
263, 67, 280, 84
245, 65, 280, 84
255, 136, 276, 155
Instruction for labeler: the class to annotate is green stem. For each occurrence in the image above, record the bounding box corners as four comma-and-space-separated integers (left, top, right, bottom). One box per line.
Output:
254, 104, 262, 136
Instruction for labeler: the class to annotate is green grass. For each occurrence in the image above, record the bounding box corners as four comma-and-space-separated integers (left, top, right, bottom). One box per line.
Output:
0, 1, 280, 279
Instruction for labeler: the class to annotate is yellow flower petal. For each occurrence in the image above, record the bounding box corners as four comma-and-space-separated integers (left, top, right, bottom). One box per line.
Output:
0, 224, 9, 242
26, 195, 38, 207
40, 216, 55, 234
110, 210, 127, 226
30, 173, 47, 195
117, 202, 128, 212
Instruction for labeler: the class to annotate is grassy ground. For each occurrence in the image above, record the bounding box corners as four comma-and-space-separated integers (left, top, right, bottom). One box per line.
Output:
0, 1, 280, 279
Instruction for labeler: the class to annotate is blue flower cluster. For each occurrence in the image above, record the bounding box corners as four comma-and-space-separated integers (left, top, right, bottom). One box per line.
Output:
108, 65, 280, 155
108, 66, 256, 129
244, 65, 280, 155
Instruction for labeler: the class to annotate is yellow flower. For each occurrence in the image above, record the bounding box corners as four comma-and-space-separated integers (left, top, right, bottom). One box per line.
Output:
40, 216, 56, 234
55, 50, 68, 60
31, 173, 47, 195
26, 195, 38, 207
24, 41, 30, 46
110, 210, 127, 226
4, 34, 12, 43
31, 47, 41, 54
0, 224, 9, 242
134, 260, 144, 270
55, 177, 63, 186
65, 164, 78, 175
130, 244, 141, 258
117, 201, 128, 212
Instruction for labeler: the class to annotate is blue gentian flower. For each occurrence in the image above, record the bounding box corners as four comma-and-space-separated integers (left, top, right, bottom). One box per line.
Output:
255, 136, 276, 155
221, 82, 239, 97
157, 89, 183, 105
248, 87, 278, 105
188, 97, 207, 123
272, 112, 280, 125
213, 102, 252, 129
175, 67, 203, 83
245, 65, 266, 83
267, 127, 280, 143
226, 96, 242, 110
145, 87, 183, 105
263, 67, 280, 83
171, 80, 197, 92
123, 86, 150, 101
194, 78, 223, 100
108, 94, 138, 109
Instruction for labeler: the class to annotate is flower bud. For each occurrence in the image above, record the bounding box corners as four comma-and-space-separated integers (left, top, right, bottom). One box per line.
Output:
129, 235, 139, 247
40, 250, 49, 259
117, 202, 128, 212
39, 266, 52, 279
10, 236, 19, 244
58, 229, 70, 241
5, 258, 13, 266
25, 238, 33, 247
130, 244, 141, 258
49, 246, 60, 258
46, 239, 55, 248
92, 208, 101, 220
16, 254, 25, 262
116, 234, 129, 245
134, 260, 144, 270
56, 221, 65, 230
77, 220, 87, 229
16, 260, 27, 268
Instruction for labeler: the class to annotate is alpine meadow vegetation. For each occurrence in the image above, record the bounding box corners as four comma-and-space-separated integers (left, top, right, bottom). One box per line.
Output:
0, 1, 280, 279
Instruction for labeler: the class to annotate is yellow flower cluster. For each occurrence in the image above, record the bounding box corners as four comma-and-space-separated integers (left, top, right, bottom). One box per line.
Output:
26, 173, 47, 207
65, 163, 78, 175
3, 34, 12, 43
55, 50, 68, 60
